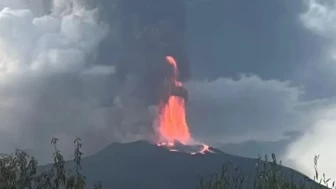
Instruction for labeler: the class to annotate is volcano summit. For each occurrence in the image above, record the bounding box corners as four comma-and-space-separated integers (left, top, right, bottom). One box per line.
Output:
38, 140, 327, 189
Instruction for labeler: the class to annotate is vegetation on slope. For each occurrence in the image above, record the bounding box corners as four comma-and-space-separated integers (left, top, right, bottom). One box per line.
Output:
0, 138, 333, 189
0, 137, 102, 189
197, 154, 332, 189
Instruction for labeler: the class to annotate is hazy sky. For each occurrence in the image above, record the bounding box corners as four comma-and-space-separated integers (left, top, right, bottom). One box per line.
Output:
0, 0, 336, 181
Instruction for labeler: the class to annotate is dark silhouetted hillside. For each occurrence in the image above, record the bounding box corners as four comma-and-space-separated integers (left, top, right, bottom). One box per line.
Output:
39, 140, 327, 189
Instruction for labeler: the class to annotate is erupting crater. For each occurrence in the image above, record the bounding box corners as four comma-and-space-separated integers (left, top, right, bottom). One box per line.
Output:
155, 56, 214, 155
157, 141, 215, 155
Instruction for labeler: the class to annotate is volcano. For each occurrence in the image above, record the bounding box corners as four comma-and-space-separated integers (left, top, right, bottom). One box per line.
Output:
39, 141, 326, 189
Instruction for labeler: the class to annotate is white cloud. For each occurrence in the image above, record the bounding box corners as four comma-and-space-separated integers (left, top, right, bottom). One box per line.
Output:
301, 0, 336, 38
0, 5, 108, 73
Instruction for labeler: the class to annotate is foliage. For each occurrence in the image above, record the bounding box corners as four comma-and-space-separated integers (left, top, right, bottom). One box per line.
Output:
0, 137, 102, 189
197, 153, 334, 189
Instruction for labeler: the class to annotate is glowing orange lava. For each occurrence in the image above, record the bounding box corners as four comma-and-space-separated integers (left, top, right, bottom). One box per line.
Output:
156, 56, 214, 155
158, 56, 191, 144
199, 144, 212, 154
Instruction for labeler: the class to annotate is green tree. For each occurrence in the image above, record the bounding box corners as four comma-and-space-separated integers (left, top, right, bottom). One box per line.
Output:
0, 137, 102, 189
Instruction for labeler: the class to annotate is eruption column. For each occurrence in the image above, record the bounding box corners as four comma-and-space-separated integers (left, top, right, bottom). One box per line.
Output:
158, 56, 191, 145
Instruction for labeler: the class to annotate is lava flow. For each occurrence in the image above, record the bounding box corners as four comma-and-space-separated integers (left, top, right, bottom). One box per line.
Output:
156, 56, 214, 155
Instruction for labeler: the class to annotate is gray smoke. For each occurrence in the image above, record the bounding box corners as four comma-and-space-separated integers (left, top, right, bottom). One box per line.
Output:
0, 0, 156, 164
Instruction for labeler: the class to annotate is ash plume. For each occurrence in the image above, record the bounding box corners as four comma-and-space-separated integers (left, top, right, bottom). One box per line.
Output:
97, 0, 191, 141
0, 0, 112, 162
0, 0, 191, 163
110, 0, 190, 105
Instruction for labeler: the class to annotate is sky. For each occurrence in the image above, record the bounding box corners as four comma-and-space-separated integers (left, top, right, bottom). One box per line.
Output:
0, 0, 336, 182
185, 0, 336, 180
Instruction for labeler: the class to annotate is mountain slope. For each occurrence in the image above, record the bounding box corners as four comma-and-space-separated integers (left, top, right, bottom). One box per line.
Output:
40, 141, 326, 189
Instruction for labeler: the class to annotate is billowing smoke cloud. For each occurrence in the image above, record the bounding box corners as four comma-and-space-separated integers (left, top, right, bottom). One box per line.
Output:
0, 0, 194, 164
0, 0, 157, 164
284, 0, 336, 181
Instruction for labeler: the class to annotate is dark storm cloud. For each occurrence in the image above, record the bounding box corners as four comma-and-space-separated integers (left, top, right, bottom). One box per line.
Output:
184, 0, 336, 180
96, 0, 190, 106
186, 0, 329, 99
185, 75, 305, 143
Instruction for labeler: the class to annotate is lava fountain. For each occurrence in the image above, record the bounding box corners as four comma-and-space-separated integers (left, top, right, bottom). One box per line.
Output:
158, 56, 191, 144
156, 56, 213, 155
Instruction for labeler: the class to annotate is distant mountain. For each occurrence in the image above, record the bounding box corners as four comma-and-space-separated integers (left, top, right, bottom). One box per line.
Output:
39, 141, 326, 189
